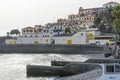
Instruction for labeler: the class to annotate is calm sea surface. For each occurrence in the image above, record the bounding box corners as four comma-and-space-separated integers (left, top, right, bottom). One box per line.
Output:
0, 53, 105, 80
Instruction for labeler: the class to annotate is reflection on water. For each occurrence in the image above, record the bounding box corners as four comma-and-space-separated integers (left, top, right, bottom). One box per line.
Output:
0, 53, 105, 80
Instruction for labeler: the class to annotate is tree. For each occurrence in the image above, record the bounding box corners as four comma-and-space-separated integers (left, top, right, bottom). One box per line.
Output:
65, 28, 71, 33
10, 29, 20, 35
80, 13, 85, 16
112, 5, 120, 39
94, 17, 101, 26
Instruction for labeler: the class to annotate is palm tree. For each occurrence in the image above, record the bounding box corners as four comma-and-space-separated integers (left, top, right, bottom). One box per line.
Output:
112, 5, 120, 39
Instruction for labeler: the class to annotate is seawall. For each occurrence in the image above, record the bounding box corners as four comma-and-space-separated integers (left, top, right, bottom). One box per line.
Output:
0, 44, 105, 54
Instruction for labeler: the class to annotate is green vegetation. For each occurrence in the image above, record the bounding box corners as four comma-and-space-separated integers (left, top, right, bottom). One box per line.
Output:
94, 4, 120, 40
94, 16, 101, 26
10, 29, 20, 35
65, 28, 71, 33
94, 6, 120, 34
80, 13, 85, 16
112, 5, 120, 39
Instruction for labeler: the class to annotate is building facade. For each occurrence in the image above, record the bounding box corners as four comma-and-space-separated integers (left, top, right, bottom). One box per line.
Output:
103, 1, 119, 8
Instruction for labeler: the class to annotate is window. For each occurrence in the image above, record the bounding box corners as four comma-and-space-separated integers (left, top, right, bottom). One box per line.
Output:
39, 29, 41, 32
31, 35, 32, 37
47, 30, 49, 33
25, 35, 27, 37
35, 35, 38, 37
106, 65, 114, 73
30, 30, 33, 32
110, 5, 112, 8
50, 32, 52, 34
115, 65, 120, 72
34, 30, 37, 33
81, 33, 83, 36
83, 24, 85, 26
60, 26, 62, 29
26, 30, 29, 32
23, 30, 25, 32
44, 30, 46, 32
106, 6, 108, 8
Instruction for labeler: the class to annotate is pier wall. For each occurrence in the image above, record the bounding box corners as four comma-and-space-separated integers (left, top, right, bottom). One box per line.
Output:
0, 44, 105, 53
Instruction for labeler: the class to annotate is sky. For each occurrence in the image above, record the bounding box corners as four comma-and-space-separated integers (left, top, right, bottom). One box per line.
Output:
0, 0, 120, 36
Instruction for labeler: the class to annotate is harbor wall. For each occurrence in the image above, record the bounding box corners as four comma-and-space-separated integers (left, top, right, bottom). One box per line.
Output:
0, 44, 105, 54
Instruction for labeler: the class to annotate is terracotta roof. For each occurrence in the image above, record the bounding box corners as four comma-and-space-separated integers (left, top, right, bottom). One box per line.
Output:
68, 14, 77, 16
57, 18, 67, 21
104, 1, 119, 5
80, 7, 103, 11
22, 26, 35, 30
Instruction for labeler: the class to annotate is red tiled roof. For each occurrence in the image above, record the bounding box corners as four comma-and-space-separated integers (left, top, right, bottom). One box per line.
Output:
68, 14, 77, 16
22, 26, 35, 30
57, 18, 67, 21
80, 7, 103, 11
104, 1, 119, 5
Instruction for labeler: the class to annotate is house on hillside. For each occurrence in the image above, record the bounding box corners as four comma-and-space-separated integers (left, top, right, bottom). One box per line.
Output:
103, 1, 119, 8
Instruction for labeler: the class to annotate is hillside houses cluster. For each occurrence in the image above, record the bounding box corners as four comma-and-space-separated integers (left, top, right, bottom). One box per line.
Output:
21, 1, 119, 38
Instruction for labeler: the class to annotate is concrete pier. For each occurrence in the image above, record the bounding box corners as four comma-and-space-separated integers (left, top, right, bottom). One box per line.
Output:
26, 63, 101, 77
51, 61, 71, 66
27, 65, 62, 77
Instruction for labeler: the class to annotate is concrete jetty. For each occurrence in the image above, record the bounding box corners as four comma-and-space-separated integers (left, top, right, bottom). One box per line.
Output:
27, 65, 62, 77
27, 62, 101, 77
26, 59, 120, 77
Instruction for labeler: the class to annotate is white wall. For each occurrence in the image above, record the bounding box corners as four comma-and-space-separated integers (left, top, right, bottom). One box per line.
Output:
6, 37, 52, 44
53, 32, 87, 44
103, 4, 117, 8
6, 31, 87, 45
6, 39, 17, 44
53, 36, 86, 44
89, 40, 109, 45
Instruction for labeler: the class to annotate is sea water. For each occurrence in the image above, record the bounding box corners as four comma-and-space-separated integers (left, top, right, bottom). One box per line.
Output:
0, 53, 105, 80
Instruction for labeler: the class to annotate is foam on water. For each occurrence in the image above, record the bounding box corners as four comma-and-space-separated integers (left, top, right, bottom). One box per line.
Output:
0, 53, 90, 80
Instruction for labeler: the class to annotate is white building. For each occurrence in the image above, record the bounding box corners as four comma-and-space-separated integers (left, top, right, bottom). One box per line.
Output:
41, 23, 65, 37
6, 31, 87, 45
103, 1, 119, 8
53, 31, 87, 45
22, 26, 37, 38
52, 24, 65, 36
6, 30, 116, 45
